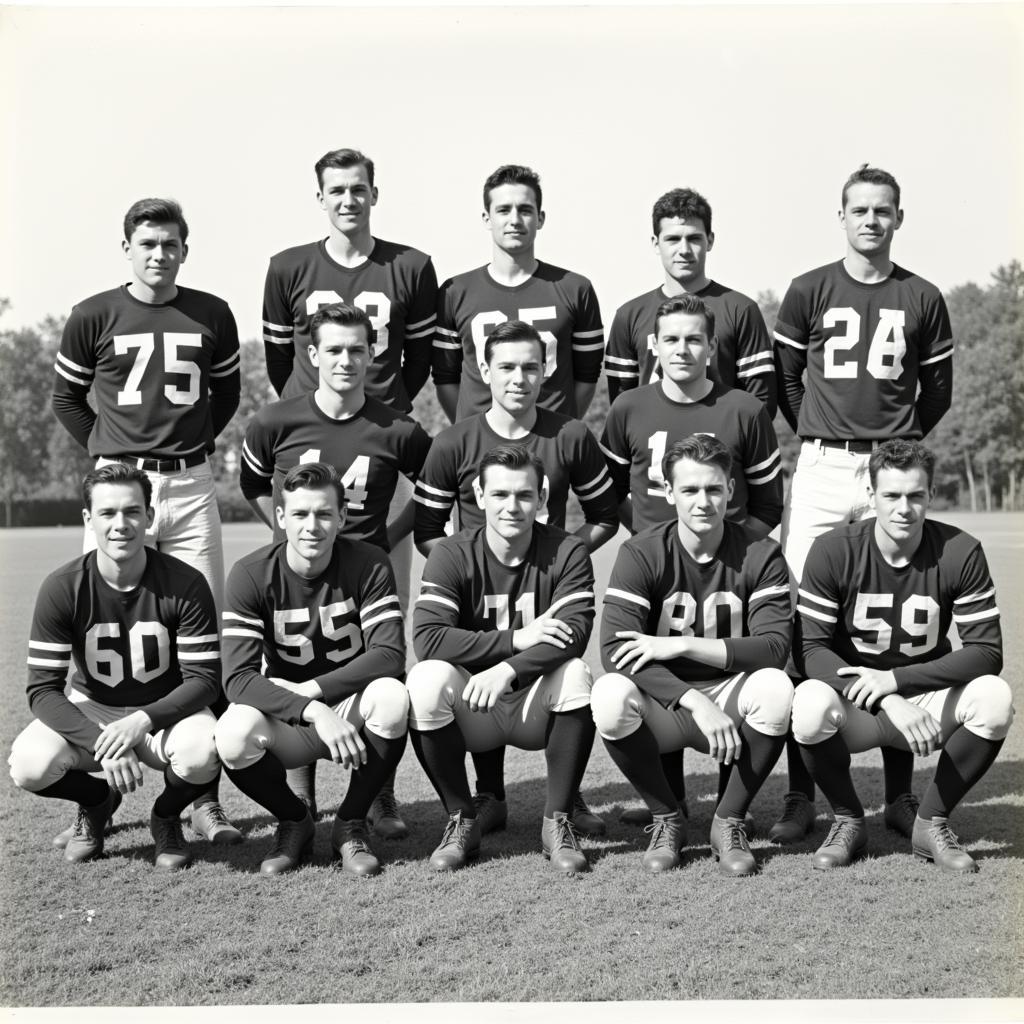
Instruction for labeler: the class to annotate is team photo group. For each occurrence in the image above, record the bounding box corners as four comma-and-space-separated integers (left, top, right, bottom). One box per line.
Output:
10, 147, 1014, 885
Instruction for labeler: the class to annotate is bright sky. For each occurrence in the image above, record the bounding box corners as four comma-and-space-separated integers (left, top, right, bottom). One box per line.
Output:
1, 3, 1022, 341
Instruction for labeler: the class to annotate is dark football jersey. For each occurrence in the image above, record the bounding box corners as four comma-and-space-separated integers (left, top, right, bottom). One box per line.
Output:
604, 282, 777, 416
796, 519, 1002, 697
25, 549, 220, 751
222, 539, 405, 725
601, 520, 791, 708
432, 262, 604, 420
413, 408, 616, 544
53, 285, 241, 458
240, 394, 431, 552
773, 261, 954, 440
600, 381, 783, 533
262, 238, 438, 410
413, 523, 596, 687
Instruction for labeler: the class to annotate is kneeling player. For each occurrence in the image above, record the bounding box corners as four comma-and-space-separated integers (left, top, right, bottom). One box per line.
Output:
9, 465, 223, 870
216, 463, 409, 876
408, 446, 597, 874
791, 440, 1013, 873
591, 436, 793, 875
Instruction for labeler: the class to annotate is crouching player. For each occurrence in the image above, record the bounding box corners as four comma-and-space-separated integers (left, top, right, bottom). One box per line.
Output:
408, 445, 597, 874
792, 440, 1014, 873
591, 436, 793, 875
9, 465, 222, 870
216, 463, 409, 876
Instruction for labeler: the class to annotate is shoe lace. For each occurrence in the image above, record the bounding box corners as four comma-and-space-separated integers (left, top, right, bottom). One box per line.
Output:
340, 819, 372, 854
437, 812, 470, 851
719, 818, 748, 852
200, 802, 230, 828
823, 818, 861, 848
779, 792, 809, 823
643, 817, 678, 850
154, 816, 186, 849
927, 819, 965, 852
373, 788, 400, 820
552, 815, 583, 852
72, 805, 98, 841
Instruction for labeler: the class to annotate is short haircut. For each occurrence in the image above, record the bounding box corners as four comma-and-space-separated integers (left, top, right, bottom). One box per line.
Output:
483, 319, 545, 365
82, 463, 152, 510
483, 164, 543, 212
651, 187, 713, 237
309, 302, 374, 349
477, 444, 545, 493
314, 147, 375, 190
281, 461, 346, 511
868, 439, 935, 490
841, 164, 901, 210
662, 434, 733, 487
123, 198, 189, 244
654, 294, 716, 341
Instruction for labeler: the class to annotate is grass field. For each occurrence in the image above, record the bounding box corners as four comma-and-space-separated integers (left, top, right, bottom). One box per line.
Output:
1, 516, 1022, 1006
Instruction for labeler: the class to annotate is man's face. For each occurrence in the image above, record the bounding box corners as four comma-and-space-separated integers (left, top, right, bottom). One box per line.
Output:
276, 485, 343, 561
122, 222, 186, 291
483, 183, 545, 256
310, 322, 371, 393
318, 164, 377, 235
840, 182, 903, 257
654, 216, 714, 285
482, 339, 544, 416
665, 457, 732, 534
655, 312, 715, 386
83, 481, 153, 563
869, 465, 931, 548
474, 464, 544, 541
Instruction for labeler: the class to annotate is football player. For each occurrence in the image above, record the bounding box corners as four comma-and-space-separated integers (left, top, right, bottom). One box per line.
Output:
791, 440, 1013, 873
408, 445, 598, 874
604, 188, 777, 416
216, 463, 409, 876
591, 435, 793, 875
414, 318, 616, 835
241, 302, 430, 837
770, 165, 955, 845
50, 197, 241, 846
432, 164, 604, 422
9, 464, 223, 870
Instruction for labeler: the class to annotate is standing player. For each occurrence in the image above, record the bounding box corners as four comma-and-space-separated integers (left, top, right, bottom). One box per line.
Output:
9, 465, 223, 871
432, 164, 604, 422
604, 188, 777, 416
770, 165, 955, 844
216, 463, 409, 876
791, 441, 1012, 873
408, 446, 598, 875
51, 197, 241, 846
591, 436, 793, 875
241, 303, 430, 836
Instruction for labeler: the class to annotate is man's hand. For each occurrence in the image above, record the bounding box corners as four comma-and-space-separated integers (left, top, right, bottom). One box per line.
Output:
879, 694, 942, 756
512, 616, 572, 652
611, 630, 687, 672
269, 677, 323, 700
462, 663, 516, 713
93, 710, 153, 761
100, 749, 145, 794
679, 689, 743, 765
305, 703, 367, 769
838, 666, 898, 711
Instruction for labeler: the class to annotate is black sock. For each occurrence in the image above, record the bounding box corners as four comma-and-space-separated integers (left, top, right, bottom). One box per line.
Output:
37, 771, 110, 807
153, 767, 212, 819
543, 707, 595, 817
660, 749, 686, 806
881, 746, 915, 803
918, 727, 1004, 820
602, 723, 677, 818
338, 731, 408, 820
285, 762, 317, 804
471, 746, 506, 801
786, 732, 816, 799
717, 762, 732, 806
410, 722, 474, 817
716, 722, 785, 820
226, 752, 307, 822
799, 733, 863, 818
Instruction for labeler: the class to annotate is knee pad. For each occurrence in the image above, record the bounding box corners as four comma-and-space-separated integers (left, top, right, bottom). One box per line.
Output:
739, 668, 795, 737
959, 675, 1015, 741
360, 677, 410, 740
406, 660, 462, 729
166, 711, 220, 784
8, 730, 68, 792
590, 672, 643, 741
546, 658, 593, 711
791, 679, 845, 746
214, 703, 268, 769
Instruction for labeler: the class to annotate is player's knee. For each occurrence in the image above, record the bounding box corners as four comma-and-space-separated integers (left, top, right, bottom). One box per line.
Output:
214, 703, 269, 770
590, 672, 643, 741
406, 660, 461, 729
959, 675, 1015, 741
167, 712, 220, 784
791, 679, 845, 746
739, 668, 794, 737
548, 657, 593, 711
360, 677, 410, 740
8, 730, 66, 792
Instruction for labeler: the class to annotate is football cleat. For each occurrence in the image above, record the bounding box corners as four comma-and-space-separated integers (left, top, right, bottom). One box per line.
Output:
570, 792, 606, 837
190, 801, 243, 845
367, 783, 409, 840
53, 788, 121, 850
642, 811, 687, 873
811, 816, 868, 870
64, 788, 121, 863
542, 812, 589, 875
472, 791, 508, 834
883, 792, 920, 839
331, 817, 381, 877
621, 799, 690, 827
912, 816, 978, 874
769, 791, 817, 844
150, 810, 193, 871
429, 811, 481, 872
709, 814, 757, 877
260, 812, 315, 876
